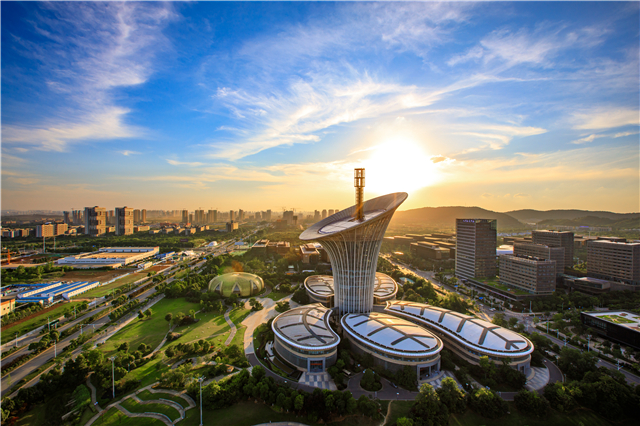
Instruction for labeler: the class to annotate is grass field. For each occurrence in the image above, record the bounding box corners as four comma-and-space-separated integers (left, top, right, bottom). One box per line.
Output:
383, 400, 414, 426
15, 403, 47, 426
449, 403, 621, 426
100, 298, 201, 354
97, 406, 165, 426
137, 390, 190, 407
78, 273, 147, 299
121, 397, 181, 422
122, 357, 171, 388
1, 301, 82, 343
265, 290, 291, 301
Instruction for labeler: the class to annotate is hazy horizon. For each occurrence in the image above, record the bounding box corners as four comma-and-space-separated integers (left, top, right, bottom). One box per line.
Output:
2, 2, 639, 213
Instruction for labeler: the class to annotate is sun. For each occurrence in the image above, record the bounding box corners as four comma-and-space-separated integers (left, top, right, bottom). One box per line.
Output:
362, 138, 439, 195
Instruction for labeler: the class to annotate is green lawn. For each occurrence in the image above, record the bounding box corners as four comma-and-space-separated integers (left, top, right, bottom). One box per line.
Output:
122, 357, 171, 388
449, 403, 621, 426
121, 397, 181, 422
599, 315, 636, 324
479, 277, 529, 296
15, 403, 47, 426
265, 291, 291, 301
79, 273, 147, 298
383, 400, 414, 426
137, 389, 190, 407
98, 406, 165, 426
101, 298, 201, 354
175, 400, 380, 426
1, 301, 83, 343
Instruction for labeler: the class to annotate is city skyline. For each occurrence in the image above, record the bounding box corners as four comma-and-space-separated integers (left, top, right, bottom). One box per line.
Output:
2, 2, 639, 212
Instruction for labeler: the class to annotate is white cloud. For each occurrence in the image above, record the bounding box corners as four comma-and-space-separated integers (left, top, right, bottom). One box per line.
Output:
455, 123, 547, 150
572, 108, 639, 130
571, 129, 639, 145
166, 159, 205, 167
119, 150, 141, 156
2, 2, 175, 151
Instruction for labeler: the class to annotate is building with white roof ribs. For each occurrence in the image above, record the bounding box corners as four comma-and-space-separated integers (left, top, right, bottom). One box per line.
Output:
341, 311, 442, 378
385, 300, 533, 374
271, 303, 340, 373
304, 273, 398, 307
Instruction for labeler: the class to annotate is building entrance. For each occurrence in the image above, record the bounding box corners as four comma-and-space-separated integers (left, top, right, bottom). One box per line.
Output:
309, 360, 324, 373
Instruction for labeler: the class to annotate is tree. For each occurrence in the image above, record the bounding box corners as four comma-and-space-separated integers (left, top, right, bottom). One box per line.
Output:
294, 394, 304, 411
558, 347, 597, 381
436, 377, 466, 414
165, 346, 175, 358
118, 342, 130, 352
410, 384, 449, 426
467, 388, 508, 419
138, 310, 145, 319
514, 389, 550, 417
165, 313, 173, 323
397, 418, 414, 426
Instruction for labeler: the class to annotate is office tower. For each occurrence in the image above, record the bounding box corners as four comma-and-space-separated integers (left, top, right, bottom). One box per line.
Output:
587, 240, 640, 286
229, 210, 235, 221
141, 209, 147, 223
133, 209, 141, 224
239, 209, 244, 221
63, 211, 71, 225
181, 210, 188, 223
314, 210, 321, 221
283, 211, 294, 225
322, 209, 327, 219
532, 230, 574, 267
301, 168, 407, 314
500, 254, 556, 295
266, 210, 272, 221
455, 219, 497, 280
84, 206, 107, 236
513, 242, 565, 273
115, 207, 134, 236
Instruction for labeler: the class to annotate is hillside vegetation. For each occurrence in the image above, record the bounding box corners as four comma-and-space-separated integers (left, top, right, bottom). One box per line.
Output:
391, 206, 523, 229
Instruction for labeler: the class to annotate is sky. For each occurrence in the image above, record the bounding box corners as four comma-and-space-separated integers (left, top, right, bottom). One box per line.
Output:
2, 1, 639, 213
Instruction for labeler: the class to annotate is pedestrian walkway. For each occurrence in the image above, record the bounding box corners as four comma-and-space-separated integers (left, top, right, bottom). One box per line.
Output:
224, 307, 237, 346
298, 372, 336, 390
86, 372, 102, 411
526, 366, 550, 391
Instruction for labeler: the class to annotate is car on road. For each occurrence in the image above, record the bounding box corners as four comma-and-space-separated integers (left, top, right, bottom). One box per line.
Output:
389, 382, 398, 388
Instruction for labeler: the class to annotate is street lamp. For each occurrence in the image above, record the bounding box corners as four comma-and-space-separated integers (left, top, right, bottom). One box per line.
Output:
198, 376, 205, 426
109, 356, 116, 399
15, 332, 18, 348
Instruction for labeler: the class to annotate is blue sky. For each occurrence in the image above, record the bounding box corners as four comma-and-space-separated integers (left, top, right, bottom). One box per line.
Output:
2, 1, 639, 213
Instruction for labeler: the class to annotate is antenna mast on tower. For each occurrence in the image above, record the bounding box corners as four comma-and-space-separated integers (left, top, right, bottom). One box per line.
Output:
354, 168, 365, 221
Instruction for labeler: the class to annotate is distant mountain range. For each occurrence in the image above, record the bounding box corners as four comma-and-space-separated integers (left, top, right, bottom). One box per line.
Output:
391, 206, 523, 229
506, 209, 640, 223
392, 207, 640, 230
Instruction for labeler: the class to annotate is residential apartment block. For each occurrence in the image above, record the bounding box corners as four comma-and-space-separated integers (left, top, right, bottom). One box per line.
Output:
84, 206, 107, 236
115, 207, 134, 236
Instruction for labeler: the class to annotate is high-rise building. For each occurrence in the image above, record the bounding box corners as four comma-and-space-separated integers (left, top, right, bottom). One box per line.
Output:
265, 210, 272, 221
587, 240, 640, 286
238, 209, 244, 221
141, 209, 146, 223
321, 209, 327, 219
115, 207, 134, 236
283, 210, 294, 225
226, 221, 239, 232
72, 210, 83, 224
328, 209, 335, 216
314, 210, 321, 221
229, 210, 235, 221
84, 206, 107, 236
36, 224, 55, 237
181, 210, 188, 223
133, 209, 141, 224
195, 209, 205, 224
189, 213, 194, 224
499, 254, 556, 295
455, 219, 497, 280
532, 230, 574, 267
300, 169, 407, 314
513, 242, 565, 273
63, 211, 71, 225
55, 223, 68, 235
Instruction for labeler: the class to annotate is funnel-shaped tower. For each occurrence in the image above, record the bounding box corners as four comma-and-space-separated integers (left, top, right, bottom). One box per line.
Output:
301, 169, 407, 314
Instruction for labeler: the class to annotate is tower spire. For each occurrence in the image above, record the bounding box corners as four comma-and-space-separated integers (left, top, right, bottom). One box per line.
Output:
354, 168, 365, 221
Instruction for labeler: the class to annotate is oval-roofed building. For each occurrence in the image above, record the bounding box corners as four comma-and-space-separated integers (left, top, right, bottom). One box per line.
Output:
384, 300, 534, 374
272, 303, 340, 373
305, 273, 398, 307
208, 272, 264, 297
341, 311, 442, 378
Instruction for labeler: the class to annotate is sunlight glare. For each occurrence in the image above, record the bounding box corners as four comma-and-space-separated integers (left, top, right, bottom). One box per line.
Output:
363, 138, 439, 195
